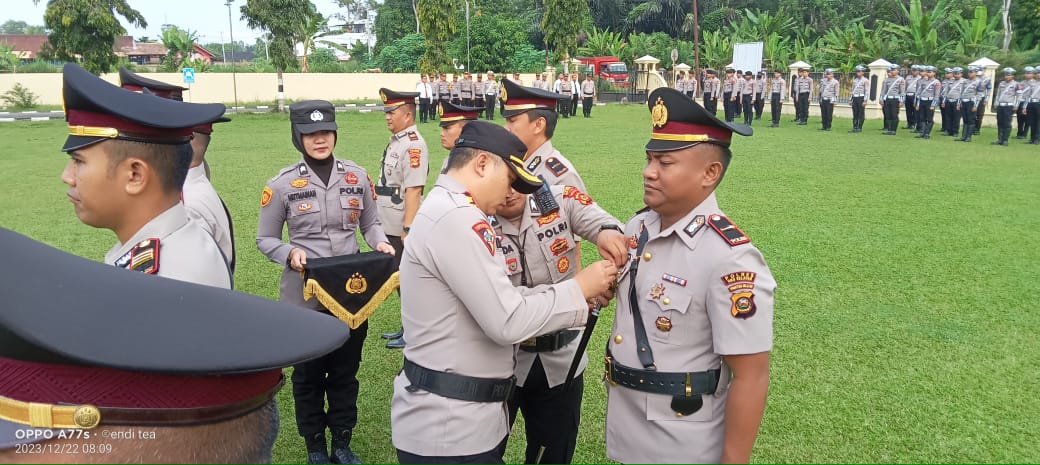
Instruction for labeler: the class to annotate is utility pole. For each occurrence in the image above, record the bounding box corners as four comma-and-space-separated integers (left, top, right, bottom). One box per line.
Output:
693, 0, 700, 75
226, 0, 239, 111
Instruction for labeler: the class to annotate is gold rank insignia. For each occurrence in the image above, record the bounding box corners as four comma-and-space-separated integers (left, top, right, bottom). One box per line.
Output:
655, 316, 673, 332
261, 186, 273, 207
651, 96, 668, 128
345, 272, 367, 294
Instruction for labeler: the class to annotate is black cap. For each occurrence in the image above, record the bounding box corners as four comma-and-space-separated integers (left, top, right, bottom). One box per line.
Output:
61, 63, 226, 152
705, 69, 717, 75
438, 100, 482, 127
290, 100, 338, 134
646, 87, 752, 151
0, 227, 349, 444
499, 79, 568, 117
118, 66, 187, 100
452, 120, 541, 194
380, 88, 419, 112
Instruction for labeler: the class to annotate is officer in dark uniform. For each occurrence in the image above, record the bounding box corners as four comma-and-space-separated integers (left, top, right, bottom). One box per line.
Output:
0, 227, 349, 463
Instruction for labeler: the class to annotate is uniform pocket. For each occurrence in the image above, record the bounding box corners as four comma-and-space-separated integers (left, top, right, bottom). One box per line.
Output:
288, 200, 323, 233
646, 287, 692, 345
339, 195, 363, 229
537, 231, 575, 281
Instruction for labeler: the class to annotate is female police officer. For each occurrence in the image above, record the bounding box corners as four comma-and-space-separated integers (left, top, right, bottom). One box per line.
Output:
257, 100, 395, 464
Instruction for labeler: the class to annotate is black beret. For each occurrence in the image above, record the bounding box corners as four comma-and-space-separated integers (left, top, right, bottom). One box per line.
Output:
452, 120, 541, 194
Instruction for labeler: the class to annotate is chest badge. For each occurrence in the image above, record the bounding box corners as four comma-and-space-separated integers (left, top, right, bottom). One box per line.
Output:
627, 234, 639, 249
655, 316, 673, 332
291, 177, 309, 189
649, 283, 665, 300
348, 198, 361, 207
549, 237, 569, 256
298, 202, 313, 212
345, 172, 359, 184
556, 256, 570, 273
662, 273, 688, 287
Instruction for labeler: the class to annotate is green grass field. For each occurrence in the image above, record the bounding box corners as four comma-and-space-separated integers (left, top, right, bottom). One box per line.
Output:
1, 105, 1038, 463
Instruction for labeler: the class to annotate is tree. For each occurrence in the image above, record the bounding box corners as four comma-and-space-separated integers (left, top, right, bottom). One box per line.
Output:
373, 33, 425, 72
374, 0, 418, 52
160, 25, 198, 72
0, 43, 16, 73
447, 13, 529, 73
299, 13, 330, 72
417, 0, 458, 73
626, 0, 689, 36
579, 27, 627, 58
589, 0, 628, 31
241, 0, 318, 110
881, 0, 956, 64
35, 0, 147, 74
543, 0, 589, 66
948, 4, 1001, 60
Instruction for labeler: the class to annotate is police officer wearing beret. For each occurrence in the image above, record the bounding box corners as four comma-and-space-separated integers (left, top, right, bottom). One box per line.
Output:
118, 67, 237, 277
257, 100, 394, 464
377, 88, 430, 349
58, 64, 231, 289
992, 67, 1021, 146
391, 121, 618, 463
436, 100, 483, 172
605, 88, 775, 463
0, 227, 350, 463
495, 178, 627, 464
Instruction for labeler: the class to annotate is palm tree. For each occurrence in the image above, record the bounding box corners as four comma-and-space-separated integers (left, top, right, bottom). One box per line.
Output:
299, 13, 330, 72
626, 0, 688, 36
161, 26, 199, 72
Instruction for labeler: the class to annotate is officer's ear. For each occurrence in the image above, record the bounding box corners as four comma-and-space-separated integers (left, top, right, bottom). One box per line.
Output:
122, 157, 151, 196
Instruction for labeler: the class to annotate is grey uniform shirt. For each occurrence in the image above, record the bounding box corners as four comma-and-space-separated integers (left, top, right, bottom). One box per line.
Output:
904, 75, 919, 95
437, 79, 450, 99
183, 164, 234, 271
1028, 79, 1040, 102
769, 77, 786, 97
754, 77, 765, 95
739, 79, 755, 97
963, 77, 984, 101
523, 140, 586, 191
257, 158, 387, 307
881, 76, 906, 99
559, 79, 573, 95
723, 77, 735, 93
459, 78, 474, 98
851, 76, 870, 97
704, 77, 720, 98
977, 75, 993, 102
947, 78, 967, 101
818, 77, 838, 100
106, 203, 231, 289
939, 78, 952, 101
581, 79, 596, 96
794, 76, 813, 95
390, 174, 589, 456
605, 193, 775, 464
917, 78, 939, 100
377, 125, 429, 236
496, 185, 621, 388
995, 80, 1020, 105
449, 81, 461, 100
484, 80, 499, 96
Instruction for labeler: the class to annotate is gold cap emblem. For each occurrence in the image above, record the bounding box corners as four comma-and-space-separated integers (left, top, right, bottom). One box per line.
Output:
73, 405, 101, 428
438, 103, 444, 116
499, 84, 508, 103
651, 97, 668, 128
379, 90, 388, 103
345, 272, 368, 294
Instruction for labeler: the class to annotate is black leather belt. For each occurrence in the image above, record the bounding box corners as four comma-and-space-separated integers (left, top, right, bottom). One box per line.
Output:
519, 329, 579, 353
402, 358, 515, 402
605, 353, 720, 398
374, 186, 401, 197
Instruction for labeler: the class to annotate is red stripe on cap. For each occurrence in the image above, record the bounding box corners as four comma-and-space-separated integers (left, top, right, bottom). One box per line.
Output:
193, 123, 214, 134
384, 98, 413, 106
441, 110, 479, 120
654, 120, 733, 143
67, 109, 194, 138
504, 97, 556, 108
0, 357, 281, 409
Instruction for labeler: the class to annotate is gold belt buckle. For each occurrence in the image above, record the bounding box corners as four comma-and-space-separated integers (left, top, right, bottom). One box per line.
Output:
519, 337, 536, 347
604, 356, 617, 386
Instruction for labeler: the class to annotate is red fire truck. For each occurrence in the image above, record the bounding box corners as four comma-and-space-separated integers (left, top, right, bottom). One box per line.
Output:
577, 56, 629, 87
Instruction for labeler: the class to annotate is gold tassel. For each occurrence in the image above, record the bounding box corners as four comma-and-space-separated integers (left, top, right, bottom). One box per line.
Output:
303, 272, 400, 329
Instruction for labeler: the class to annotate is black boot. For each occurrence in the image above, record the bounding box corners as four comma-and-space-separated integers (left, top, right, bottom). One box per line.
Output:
963, 125, 973, 142
305, 432, 331, 464
380, 328, 404, 340
330, 429, 362, 464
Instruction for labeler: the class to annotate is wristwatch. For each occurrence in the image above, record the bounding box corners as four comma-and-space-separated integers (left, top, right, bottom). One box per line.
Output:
599, 224, 623, 234
402, 226, 411, 233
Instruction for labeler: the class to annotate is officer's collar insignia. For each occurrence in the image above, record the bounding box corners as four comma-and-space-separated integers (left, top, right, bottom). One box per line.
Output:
662, 273, 687, 287
708, 214, 750, 246
684, 215, 706, 238
651, 97, 668, 128
298, 163, 309, 176
488, 215, 499, 227
529, 196, 541, 215
546, 157, 568, 177
526, 155, 541, 172
310, 110, 324, 122
408, 131, 419, 141
336, 160, 345, 172
114, 238, 160, 274
302, 252, 400, 329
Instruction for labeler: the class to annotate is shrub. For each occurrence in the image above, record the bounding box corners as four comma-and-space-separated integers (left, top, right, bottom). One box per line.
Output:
1, 83, 40, 109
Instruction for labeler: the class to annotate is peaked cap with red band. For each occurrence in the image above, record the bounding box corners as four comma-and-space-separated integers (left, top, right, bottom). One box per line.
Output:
438, 100, 482, 127
0, 227, 349, 447
117, 66, 230, 136
645, 87, 752, 151
62, 63, 226, 152
380, 87, 419, 112
500, 79, 569, 117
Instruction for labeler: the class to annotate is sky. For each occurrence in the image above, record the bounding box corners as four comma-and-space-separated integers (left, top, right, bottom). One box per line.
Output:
3, 0, 346, 44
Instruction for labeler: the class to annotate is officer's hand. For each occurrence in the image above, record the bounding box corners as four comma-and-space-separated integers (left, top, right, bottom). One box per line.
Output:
288, 248, 307, 272
575, 259, 618, 303
596, 230, 628, 267
376, 241, 396, 256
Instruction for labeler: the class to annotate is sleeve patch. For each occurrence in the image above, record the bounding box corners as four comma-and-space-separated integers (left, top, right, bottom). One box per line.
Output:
545, 157, 568, 177
562, 185, 593, 205
721, 271, 756, 292
708, 214, 750, 246
472, 220, 497, 256
730, 291, 757, 318
408, 148, 423, 168
261, 186, 273, 207
366, 174, 377, 201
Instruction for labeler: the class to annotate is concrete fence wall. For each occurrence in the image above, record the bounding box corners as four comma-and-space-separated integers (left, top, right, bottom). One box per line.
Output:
0, 72, 549, 106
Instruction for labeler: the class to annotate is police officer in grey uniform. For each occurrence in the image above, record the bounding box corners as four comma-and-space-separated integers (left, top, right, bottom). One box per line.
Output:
377, 88, 430, 349
739, 71, 756, 126
939, 68, 954, 135
117, 67, 237, 277
768, 69, 787, 128
1024, 67, 1040, 143
495, 182, 626, 464
904, 65, 921, 129
792, 68, 813, 125
703, 69, 720, 115
849, 65, 870, 132
992, 67, 1021, 146
59, 63, 231, 289
914, 66, 940, 139
257, 100, 394, 464
437, 73, 451, 111
881, 64, 906, 135
460, 71, 475, 107
605, 87, 774, 464
557, 74, 573, 118
957, 66, 982, 142
581, 73, 597, 118
1015, 66, 1034, 140
390, 121, 619, 463
974, 65, 993, 135
722, 69, 737, 122
501, 79, 586, 190
436, 100, 483, 172
944, 67, 966, 137
818, 68, 839, 131
484, 71, 499, 120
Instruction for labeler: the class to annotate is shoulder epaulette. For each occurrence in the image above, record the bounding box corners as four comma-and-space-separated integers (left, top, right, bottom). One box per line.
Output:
114, 238, 160, 274
634, 206, 651, 215
708, 214, 751, 246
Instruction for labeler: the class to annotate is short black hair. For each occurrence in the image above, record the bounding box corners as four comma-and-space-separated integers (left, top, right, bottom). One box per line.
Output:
713, 144, 733, 186
444, 146, 479, 171
526, 109, 558, 139
107, 140, 192, 195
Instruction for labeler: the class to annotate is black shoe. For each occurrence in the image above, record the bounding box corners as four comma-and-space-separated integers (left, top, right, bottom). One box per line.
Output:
991, 141, 1002, 145
915, 134, 926, 138
798, 121, 807, 125
381, 328, 404, 340
1016, 135, 1026, 139
305, 432, 331, 464
309, 451, 333, 464
770, 123, 779, 128
331, 448, 361, 464
883, 131, 895, 135
1001, 141, 1009, 146
386, 336, 406, 349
